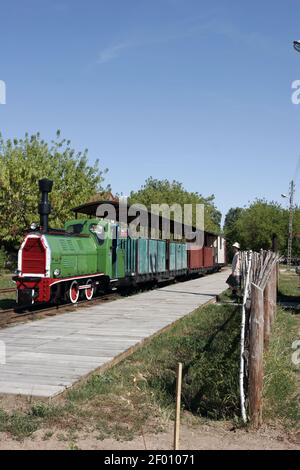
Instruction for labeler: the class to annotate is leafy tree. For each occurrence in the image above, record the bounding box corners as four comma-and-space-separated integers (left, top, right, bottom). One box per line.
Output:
224, 207, 244, 260
236, 200, 286, 252
285, 206, 300, 257
0, 131, 108, 246
129, 177, 221, 233
0, 245, 7, 270
224, 200, 291, 254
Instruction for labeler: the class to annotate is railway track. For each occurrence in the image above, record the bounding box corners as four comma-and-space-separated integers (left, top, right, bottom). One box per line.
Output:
0, 277, 183, 329
0, 291, 122, 328
0, 287, 15, 294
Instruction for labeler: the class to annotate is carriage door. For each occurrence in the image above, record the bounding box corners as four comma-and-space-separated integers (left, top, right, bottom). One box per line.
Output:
111, 224, 118, 278
166, 241, 170, 271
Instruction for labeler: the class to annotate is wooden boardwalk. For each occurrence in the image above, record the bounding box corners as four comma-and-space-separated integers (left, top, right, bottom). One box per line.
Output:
0, 270, 229, 398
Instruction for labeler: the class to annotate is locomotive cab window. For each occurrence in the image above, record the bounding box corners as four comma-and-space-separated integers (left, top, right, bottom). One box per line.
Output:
66, 223, 84, 235
90, 224, 105, 245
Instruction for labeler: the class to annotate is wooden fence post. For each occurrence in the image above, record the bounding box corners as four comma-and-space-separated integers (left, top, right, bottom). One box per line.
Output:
249, 283, 264, 428
273, 263, 279, 317
263, 281, 271, 349
271, 265, 277, 323
173, 362, 182, 451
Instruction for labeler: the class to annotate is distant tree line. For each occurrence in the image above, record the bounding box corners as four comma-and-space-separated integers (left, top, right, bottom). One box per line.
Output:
0, 132, 221, 253
224, 200, 300, 260
2, 131, 295, 263
129, 177, 221, 234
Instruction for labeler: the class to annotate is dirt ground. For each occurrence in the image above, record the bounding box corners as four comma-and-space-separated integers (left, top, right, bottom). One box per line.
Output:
0, 418, 299, 450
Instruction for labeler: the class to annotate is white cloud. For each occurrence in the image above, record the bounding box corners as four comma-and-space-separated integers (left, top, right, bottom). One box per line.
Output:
95, 16, 279, 67
97, 42, 132, 65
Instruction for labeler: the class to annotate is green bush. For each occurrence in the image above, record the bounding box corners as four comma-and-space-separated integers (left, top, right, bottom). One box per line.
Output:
0, 246, 7, 270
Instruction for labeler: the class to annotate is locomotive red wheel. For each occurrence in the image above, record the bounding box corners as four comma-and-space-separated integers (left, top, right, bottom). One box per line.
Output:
69, 281, 79, 304
85, 279, 94, 301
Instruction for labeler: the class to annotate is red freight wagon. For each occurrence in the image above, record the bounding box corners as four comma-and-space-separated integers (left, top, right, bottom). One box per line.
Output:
203, 247, 214, 267
188, 248, 204, 269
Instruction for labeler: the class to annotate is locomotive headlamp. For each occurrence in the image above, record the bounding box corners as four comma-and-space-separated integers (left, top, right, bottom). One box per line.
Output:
54, 269, 61, 277
30, 222, 39, 231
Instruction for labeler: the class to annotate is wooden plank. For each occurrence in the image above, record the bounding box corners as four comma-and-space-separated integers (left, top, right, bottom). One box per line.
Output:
9, 351, 112, 365
0, 381, 65, 397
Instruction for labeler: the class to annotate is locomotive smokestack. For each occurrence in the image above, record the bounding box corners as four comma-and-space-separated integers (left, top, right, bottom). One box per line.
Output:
38, 179, 53, 233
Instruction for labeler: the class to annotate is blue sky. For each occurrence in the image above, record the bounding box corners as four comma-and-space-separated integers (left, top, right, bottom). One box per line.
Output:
1, 0, 300, 221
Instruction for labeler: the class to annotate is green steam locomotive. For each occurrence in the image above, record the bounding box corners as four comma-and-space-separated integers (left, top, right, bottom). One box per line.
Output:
14, 179, 225, 307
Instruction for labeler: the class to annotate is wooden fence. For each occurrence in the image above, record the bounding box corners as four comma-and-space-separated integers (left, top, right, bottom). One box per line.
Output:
239, 250, 279, 427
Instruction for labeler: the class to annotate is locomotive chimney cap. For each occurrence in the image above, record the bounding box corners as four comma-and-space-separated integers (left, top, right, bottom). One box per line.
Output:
38, 179, 53, 233
39, 179, 53, 193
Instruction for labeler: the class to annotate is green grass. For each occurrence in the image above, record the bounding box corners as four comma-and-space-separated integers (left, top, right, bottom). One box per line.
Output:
278, 268, 300, 299
263, 307, 300, 429
0, 409, 39, 439
216, 288, 242, 304
263, 269, 300, 429
0, 274, 14, 288
0, 274, 16, 309
216, 289, 233, 303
